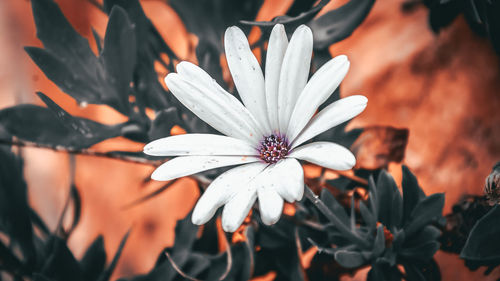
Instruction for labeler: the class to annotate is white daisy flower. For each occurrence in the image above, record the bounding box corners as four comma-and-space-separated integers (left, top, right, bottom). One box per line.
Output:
144, 24, 367, 232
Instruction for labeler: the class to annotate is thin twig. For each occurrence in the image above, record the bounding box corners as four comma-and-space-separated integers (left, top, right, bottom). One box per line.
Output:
334, 170, 368, 186
0, 138, 164, 166
122, 179, 178, 209
304, 185, 370, 249
1, 137, 215, 210
218, 231, 233, 281
164, 252, 202, 281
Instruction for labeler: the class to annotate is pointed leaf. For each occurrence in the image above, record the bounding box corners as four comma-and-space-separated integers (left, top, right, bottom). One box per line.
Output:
334, 250, 366, 268
320, 188, 350, 225
97, 230, 131, 281
461, 205, 500, 263
309, 0, 376, 49
80, 236, 107, 281
372, 225, 385, 258
404, 193, 444, 237
376, 170, 399, 226
359, 201, 376, 230
402, 165, 425, 223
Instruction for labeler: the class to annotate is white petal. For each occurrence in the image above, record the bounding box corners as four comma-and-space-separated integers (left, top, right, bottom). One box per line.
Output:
291, 95, 368, 148
289, 142, 355, 171
176, 61, 216, 89
257, 185, 284, 225
151, 155, 259, 181
265, 24, 288, 133
175, 62, 265, 140
192, 162, 266, 225
259, 158, 304, 203
277, 25, 313, 133
165, 73, 262, 145
144, 134, 258, 156
222, 186, 258, 232
287, 55, 350, 142
224, 26, 272, 134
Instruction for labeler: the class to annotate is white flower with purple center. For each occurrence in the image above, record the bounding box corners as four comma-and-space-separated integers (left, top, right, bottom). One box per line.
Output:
144, 24, 367, 232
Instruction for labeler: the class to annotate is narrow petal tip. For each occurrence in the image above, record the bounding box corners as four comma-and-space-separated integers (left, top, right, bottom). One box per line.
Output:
297, 24, 312, 34
334, 54, 349, 63
143, 142, 154, 155
191, 207, 208, 225
222, 219, 240, 233
164, 72, 179, 87
271, 23, 285, 33
344, 153, 356, 170
151, 168, 169, 181
175, 61, 192, 73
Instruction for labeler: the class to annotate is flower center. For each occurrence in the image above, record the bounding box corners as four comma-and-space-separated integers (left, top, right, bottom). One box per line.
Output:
259, 135, 289, 164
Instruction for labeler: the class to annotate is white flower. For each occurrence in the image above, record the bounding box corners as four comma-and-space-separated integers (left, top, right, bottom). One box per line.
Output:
144, 24, 367, 232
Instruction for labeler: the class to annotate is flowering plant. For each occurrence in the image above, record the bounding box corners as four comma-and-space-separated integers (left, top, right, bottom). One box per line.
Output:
0, 0, 496, 280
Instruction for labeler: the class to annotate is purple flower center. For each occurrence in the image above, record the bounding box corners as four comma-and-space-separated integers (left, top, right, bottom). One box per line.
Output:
259, 135, 289, 164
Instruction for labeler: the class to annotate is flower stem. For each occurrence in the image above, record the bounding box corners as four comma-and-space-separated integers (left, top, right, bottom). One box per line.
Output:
304, 185, 370, 249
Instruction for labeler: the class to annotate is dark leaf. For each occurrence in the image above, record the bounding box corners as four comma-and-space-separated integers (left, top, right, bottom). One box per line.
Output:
171, 0, 263, 52
0, 147, 35, 262
148, 107, 182, 141
320, 188, 350, 226
257, 216, 296, 249
427, 0, 461, 33
403, 225, 441, 250
41, 236, 85, 281
400, 241, 440, 261
390, 188, 403, 229
25, 47, 96, 102
99, 6, 137, 111
403, 263, 426, 281
30, 207, 50, 235
460, 205, 500, 263
0, 93, 123, 149
57, 183, 82, 238
29, 0, 133, 114
367, 263, 402, 281
483, 0, 500, 55
193, 215, 220, 255
97, 229, 131, 281
372, 225, 385, 258
309, 0, 376, 49
403, 259, 441, 281
104, 0, 175, 111
375, 170, 399, 227
68, 184, 82, 236
92, 28, 103, 53
402, 165, 425, 224
334, 250, 366, 268
241, 0, 330, 32
80, 236, 107, 281
0, 239, 26, 277
196, 40, 226, 89
360, 201, 376, 230
404, 193, 444, 237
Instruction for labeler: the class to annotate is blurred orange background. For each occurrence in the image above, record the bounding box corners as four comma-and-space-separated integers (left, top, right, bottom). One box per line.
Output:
0, 0, 499, 280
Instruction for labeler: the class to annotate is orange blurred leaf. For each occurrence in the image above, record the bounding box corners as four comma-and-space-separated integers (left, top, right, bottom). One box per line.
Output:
351, 126, 409, 170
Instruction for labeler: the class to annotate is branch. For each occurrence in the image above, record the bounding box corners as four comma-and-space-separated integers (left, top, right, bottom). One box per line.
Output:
0, 138, 213, 187
0, 138, 164, 166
